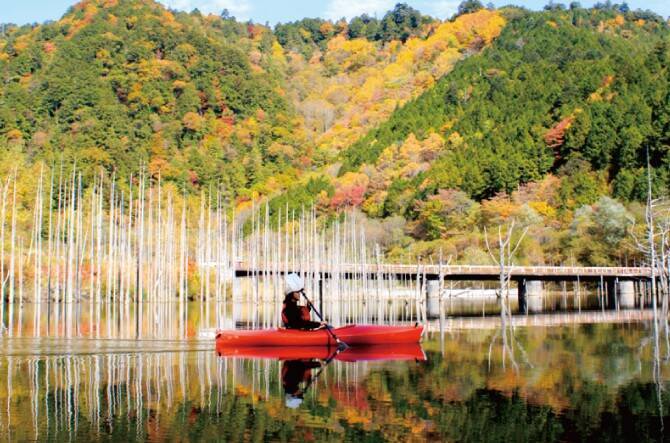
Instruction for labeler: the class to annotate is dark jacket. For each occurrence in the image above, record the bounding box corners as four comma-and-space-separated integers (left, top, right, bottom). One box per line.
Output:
282, 300, 322, 330
282, 360, 321, 395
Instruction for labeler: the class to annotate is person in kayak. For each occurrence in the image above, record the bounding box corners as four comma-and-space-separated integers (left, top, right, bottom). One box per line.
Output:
282, 273, 326, 330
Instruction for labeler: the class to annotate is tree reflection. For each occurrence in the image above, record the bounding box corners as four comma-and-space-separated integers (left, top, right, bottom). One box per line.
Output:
651, 297, 666, 436
0, 325, 669, 440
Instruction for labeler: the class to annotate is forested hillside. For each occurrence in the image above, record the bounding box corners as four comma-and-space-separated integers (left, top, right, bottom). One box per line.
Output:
271, 5, 670, 265
276, 7, 504, 162
342, 7, 670, 203
0, 0, 302, 192
0, 0, 669, 265
0, 0, 503, 198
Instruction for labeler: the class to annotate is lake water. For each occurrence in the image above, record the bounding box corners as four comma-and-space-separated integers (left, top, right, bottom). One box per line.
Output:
0, 298, 668, 441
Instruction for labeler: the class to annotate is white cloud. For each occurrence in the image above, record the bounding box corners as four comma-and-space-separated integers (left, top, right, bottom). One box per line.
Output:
429, 0, 460, 18
159, 0, 251, 20
323, 0, 396, 21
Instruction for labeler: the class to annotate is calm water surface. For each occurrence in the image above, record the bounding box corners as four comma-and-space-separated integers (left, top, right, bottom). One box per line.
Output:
0, 300, 668, 442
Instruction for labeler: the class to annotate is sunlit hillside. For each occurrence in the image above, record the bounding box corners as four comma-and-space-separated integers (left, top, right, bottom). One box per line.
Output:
0, 0, 669, 265
0, 1, 504, 198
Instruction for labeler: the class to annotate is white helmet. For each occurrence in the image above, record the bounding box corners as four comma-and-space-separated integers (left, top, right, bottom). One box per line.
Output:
284, 273, 304, 295
285, 394, 303, 409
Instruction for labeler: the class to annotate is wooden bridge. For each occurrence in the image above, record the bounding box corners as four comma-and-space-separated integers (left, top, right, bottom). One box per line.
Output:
215, 261, 652, 313
230, 262, 652, 282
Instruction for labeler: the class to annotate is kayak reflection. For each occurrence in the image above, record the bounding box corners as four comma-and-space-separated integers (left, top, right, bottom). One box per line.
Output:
216, 344, 427, 408
215, 343, 426, 361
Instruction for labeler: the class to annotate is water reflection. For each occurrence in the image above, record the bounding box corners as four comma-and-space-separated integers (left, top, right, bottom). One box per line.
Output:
0, 285, 626, 341
0, 281, 666, 441
0, 322, 668, 441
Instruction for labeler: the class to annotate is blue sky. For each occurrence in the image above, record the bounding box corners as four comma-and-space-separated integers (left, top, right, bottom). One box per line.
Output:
3, 0, 669, 26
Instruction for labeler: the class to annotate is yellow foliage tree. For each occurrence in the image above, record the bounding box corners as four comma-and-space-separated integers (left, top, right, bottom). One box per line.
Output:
182, 112, 204, 131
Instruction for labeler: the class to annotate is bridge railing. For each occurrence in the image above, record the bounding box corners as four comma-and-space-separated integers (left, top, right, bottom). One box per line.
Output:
221, 261, 652, 278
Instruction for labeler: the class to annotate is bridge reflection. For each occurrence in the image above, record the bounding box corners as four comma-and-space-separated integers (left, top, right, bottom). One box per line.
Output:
431, 309, 656, 330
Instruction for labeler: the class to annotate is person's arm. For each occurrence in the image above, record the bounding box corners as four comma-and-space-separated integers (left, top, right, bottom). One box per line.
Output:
305, 360, 322, 369
297, 319, 323, 329
300, 306, 325, 329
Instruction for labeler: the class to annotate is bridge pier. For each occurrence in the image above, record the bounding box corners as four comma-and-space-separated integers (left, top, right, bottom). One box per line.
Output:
618, 280, 636, 309
232, 275, 241, 301
603, 278, 637, 310
426, 280, 441, 318
518, 279, 544, 314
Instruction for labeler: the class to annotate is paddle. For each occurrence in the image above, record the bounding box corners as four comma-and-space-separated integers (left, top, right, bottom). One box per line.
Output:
297, 346, 344, 396
300, 290, 348, 350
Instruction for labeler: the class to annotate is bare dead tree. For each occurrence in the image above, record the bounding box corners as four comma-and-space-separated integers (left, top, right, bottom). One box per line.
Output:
485, 220, 528, 300
629, 149, 670, 359
657, 205, 670, 307
484, 219, 530, 371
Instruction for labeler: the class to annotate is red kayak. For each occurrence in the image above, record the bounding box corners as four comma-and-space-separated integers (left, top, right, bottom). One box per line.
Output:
216, 343, 426, 361
215, 324, 423, 347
